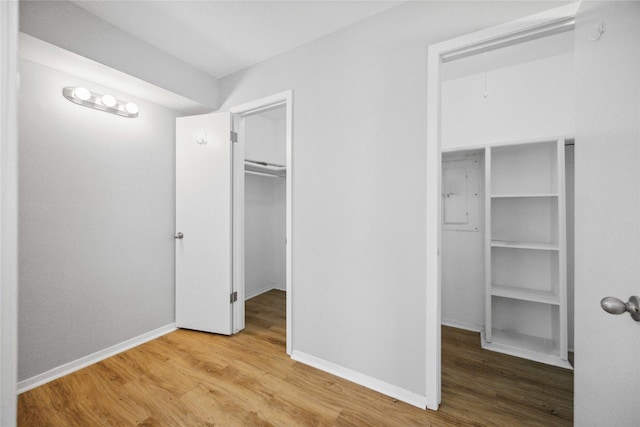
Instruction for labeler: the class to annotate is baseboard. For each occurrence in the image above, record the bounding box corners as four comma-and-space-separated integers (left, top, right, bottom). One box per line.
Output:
291, 350, 427, 409
18, 323, 177, 394
245, 285, 284, 300
441, 318, 482, 333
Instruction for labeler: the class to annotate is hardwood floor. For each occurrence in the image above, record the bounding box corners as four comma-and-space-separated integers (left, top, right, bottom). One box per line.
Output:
18, 290, 573, 426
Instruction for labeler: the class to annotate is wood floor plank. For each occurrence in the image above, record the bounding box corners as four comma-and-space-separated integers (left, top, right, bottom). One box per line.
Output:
18, 290, 573, 426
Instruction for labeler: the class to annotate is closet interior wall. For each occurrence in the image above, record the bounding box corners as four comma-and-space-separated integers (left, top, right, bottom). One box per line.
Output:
440, 30, 576, 353
244, 107, 287, 300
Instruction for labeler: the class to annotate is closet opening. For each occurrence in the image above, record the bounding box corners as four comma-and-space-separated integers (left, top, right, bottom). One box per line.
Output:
429, 6, 578, 413
230, 91, 293, 355
441, 141, 575, 368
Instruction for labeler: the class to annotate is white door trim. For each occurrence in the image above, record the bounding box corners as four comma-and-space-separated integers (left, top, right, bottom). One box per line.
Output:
0, 1, 19, 425
425, 3, 579, 411
230, 90, 294, 355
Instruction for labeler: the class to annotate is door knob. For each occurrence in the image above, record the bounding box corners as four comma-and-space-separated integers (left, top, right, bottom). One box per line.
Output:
174, 232, 184, 239
600, 296, 640, 321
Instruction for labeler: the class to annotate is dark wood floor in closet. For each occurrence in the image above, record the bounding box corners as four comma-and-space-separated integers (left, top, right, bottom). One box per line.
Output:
18, 290, 573, 426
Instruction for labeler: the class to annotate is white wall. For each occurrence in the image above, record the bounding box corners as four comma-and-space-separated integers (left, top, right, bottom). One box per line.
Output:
440, 31, 575, 345
245, 175, 286, 298
244, 110, 287, 299
18, 59, 178, 381
273, 178, 286, 291
219, 1, 566, 399
565, 145, 574, 350
19, 0, 219, 108
274, 118, 287, 165
441, 31, 574, 149
441, 153, 485, 330
244, 109, 286, 165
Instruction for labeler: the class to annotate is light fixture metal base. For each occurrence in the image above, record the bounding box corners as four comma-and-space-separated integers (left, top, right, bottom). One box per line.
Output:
63, 87, 139, 118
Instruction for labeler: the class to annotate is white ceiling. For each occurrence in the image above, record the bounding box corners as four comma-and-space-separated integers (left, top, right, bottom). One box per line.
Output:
71, 1, 403, 79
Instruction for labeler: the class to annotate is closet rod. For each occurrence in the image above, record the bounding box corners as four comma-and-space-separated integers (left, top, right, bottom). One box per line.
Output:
441, 17, 574, 62
245, 159, 285, 168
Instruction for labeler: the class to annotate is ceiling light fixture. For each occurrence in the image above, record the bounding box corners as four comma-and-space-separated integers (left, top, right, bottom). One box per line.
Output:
63, 87, 139, 118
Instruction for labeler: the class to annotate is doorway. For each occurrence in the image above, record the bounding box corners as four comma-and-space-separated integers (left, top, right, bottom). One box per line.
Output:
425, 3, 579, 410
231, 91, 293, 355
439, 27, 576, 365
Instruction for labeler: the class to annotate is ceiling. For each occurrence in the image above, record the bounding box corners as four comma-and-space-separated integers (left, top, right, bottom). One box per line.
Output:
71, 1, 403, 79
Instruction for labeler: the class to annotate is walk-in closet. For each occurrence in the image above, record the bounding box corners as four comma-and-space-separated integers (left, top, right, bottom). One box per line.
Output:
243, 105, 287, 301
440, 27, 575, 369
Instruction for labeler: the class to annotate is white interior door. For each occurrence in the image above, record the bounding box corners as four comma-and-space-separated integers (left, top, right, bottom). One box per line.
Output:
574, 1, 640, 425
176, 112, 234, 335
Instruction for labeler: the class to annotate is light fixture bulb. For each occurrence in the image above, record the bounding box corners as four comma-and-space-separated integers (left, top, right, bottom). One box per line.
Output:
73, 87, 91, 101
101, 95, 117, 108
124, 102, 139, 115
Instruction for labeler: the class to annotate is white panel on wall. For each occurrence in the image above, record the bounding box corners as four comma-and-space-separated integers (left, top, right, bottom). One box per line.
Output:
442, 154, 481, 232
443, 168, 469, 225
18, 59, 178, 381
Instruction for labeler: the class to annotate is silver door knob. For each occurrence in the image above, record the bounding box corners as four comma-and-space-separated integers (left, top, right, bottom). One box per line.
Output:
174, 232, 183, 239
600, 296, 640, 321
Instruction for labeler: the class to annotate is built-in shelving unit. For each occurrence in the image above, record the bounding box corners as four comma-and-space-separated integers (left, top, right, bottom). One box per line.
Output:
483, 138, 571, 369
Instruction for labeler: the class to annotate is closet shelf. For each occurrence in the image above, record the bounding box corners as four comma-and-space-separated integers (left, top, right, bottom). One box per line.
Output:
484, 138, 568, 369
492, 285, 559, 305
482, 329, 572, 369
491, 193, 558, 199
245, 159, 286, 177
491, 240, 559, 251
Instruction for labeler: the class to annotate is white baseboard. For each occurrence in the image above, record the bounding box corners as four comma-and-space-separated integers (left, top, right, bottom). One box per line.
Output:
245, 284, 285, 300
18, 323, 177, 394
291, 350, 427, 409
441, 318, 482, 333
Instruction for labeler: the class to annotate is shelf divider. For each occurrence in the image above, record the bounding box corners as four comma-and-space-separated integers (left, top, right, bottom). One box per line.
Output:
481, 329, 572, 369
491, 240, 559, 251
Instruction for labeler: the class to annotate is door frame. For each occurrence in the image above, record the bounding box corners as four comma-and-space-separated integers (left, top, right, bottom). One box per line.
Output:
425, 3, 579, 410
230, 90, 293, 355
0, 1, 19, 425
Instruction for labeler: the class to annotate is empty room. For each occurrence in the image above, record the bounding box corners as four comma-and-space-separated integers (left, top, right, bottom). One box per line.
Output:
1, 1, 639, 426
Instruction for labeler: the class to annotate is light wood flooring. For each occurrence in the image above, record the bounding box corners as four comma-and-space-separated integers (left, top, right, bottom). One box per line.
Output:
18, 290, 572, 426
